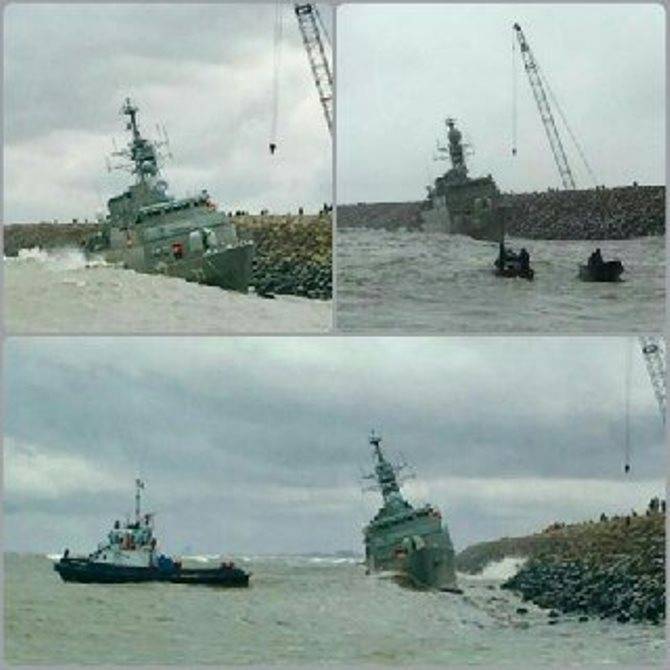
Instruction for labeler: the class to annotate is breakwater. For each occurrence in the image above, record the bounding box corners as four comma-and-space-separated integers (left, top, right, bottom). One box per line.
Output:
338, 185, 665, 239
237, 215, 332, 300
457, 507, 665, 624
3, 215, 332, 300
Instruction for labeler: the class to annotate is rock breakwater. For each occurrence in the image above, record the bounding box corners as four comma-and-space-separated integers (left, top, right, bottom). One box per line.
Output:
237, 215, 332, 300
458, 508, 665, 624
338, 185, 665, 239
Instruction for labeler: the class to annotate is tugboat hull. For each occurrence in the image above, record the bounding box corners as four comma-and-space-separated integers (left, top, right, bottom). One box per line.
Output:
54, 558, 250, 587
55, 559, 163, 583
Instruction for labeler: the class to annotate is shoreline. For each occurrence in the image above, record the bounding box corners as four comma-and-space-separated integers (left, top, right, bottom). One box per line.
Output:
337, 184, 665, 239
4, 214, 332, 300
456, 506, 665, 624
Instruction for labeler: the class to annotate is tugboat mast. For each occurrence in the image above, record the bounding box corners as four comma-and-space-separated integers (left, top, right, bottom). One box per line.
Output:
134, 478, 144, 524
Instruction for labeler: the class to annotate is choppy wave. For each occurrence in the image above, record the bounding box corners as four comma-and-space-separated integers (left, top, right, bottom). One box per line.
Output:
337, 229, 664, 333
10, 246, 108, 270
5, 251, 332, 334
461, 556, 527, 582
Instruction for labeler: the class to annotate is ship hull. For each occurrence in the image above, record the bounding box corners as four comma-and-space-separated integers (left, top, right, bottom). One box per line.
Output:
368, 544, 459, 592
420, 203, 502, 242
54, 558, 250, 587
364, 513, 458, 592
98, 244, 254, 293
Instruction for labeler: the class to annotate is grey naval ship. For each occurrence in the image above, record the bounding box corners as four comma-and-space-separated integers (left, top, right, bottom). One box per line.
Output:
363, 433, 459, 592
85, 98, 254, 292
421, 118, 506, 242
54, 479, 249, 586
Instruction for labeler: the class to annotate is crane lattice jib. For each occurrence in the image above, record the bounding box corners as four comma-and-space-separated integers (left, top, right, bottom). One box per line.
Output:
295, 4, 333, 135
513, 23, 576, 190
639, 336, 666, 423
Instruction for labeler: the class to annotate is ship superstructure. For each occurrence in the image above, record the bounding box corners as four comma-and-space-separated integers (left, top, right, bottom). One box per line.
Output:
362, 433, 458, 591
85, 99, 254, 292
421, 118, 505, 241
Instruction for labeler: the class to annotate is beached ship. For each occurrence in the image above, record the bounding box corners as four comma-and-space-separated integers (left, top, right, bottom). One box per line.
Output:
54, 479, 249, 586
421, 118, 506, 242
362, 433, 459, 591
85, 98, 254, 292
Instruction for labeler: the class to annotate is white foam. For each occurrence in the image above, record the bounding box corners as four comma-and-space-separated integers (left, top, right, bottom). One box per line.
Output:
13, 246, 104, 271
464, 556, 527, 581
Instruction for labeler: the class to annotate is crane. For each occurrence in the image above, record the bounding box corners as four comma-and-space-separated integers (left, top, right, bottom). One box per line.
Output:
512, 23, 576, 190
623, 337, 665, 474
269, 3, 332, 154
294, 3, 333, 135
639, 336, 666, 423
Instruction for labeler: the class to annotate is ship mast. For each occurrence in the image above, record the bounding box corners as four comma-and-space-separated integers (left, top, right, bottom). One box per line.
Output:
366, 432, 411, 508
107, 98, 171, 185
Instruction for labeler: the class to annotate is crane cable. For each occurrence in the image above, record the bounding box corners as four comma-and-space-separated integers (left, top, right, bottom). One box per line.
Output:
541, 73, 598, 187
269, 0, 284, 155
511, 31, 517, 156
623, 337, 633, 474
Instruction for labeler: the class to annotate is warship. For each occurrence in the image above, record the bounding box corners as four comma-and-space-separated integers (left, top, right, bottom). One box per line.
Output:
85, 99, 254, 292
54, 479, 250, 586
362, 433, 459, 592
421, 118, 506, 242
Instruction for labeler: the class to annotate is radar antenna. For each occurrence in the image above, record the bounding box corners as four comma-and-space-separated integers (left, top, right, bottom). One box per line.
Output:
106, 98, 172, 181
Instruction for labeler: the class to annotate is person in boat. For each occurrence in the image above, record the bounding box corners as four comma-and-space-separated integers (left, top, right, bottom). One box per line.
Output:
497, 241, 505, 269
519, 248, 530, 273
588, 248, 603, 269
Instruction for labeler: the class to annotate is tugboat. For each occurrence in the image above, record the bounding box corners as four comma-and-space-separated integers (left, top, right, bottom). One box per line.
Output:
362, 433, 459, 592
85, 99, 254, 292
54, 479, 250, 587
421, 118, 506, 242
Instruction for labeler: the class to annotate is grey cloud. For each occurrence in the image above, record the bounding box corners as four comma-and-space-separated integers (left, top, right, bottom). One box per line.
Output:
4, 337, 664, 555
4, 3, 332, 221
337, 4, 664, 203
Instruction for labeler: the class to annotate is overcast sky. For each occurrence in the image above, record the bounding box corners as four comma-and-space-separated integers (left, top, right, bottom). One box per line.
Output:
4, 3, 332, 222
338, 3, 665, 203
5, 336, 664, 557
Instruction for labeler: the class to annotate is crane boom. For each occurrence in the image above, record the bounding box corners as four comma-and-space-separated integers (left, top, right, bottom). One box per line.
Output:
295, 3, 333, 135
513, 23, 576, 190
639, 337, 666, 423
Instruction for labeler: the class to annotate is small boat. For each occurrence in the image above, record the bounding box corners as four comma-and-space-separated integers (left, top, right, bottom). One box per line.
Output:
493, 244, 534, 281
578, 260, 624, 282
54, 479, 250, 587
